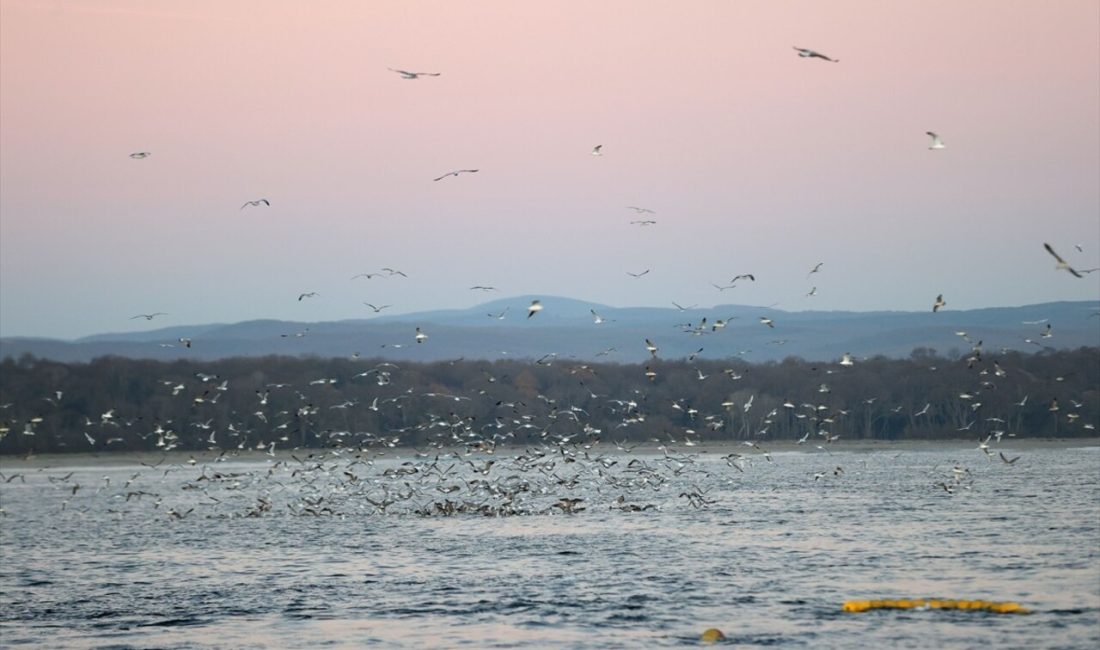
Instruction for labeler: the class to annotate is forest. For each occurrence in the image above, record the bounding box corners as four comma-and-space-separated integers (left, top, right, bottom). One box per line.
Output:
0, 346, 1096, 455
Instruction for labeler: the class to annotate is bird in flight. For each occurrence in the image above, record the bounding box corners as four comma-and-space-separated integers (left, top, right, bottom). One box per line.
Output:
933, 294, 946, 312
298, 292, 319, 301
241, 199, 270, 209
627, 206, 655, 214
364, 303, 391, 313
415, 327, 428, 343
806, 286, 818, 297
1043, 243, 1084, 278
591, 145, 603, 156
807, 262, 823, 278
630, 220, 657, 226
388, 68, 440, 79
730, 274, 755, 285
759, 316, 775, 328
130, 313, 167, 320
926, 132, 946, 150
433, 169, 478, 181
793, 46, 838, 62
527, 300, 543, 319
129, 151, 151, 159
469, 286, 498, 291
627, 269, 650, 278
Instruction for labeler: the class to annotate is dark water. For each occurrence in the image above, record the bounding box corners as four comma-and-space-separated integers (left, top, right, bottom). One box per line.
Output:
1, 444, 1098, 649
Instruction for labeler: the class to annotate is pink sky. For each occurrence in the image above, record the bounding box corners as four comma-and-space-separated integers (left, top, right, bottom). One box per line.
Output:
1, 0, 1097, 339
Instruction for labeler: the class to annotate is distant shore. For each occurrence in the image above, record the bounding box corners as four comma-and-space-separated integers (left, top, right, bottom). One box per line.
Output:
1, 437, 1096, 469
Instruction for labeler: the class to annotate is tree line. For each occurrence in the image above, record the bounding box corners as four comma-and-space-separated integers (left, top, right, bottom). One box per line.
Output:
0, 346, 1096, 455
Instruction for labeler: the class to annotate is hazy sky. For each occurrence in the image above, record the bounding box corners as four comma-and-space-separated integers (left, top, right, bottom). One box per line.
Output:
2, 0, 1098, 340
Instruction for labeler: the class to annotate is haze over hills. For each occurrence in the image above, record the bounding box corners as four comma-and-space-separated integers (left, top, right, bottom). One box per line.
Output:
2, 297, 1097, 364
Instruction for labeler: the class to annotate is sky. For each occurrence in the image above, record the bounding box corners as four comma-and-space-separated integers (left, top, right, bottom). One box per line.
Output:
1, 0, 1098, 340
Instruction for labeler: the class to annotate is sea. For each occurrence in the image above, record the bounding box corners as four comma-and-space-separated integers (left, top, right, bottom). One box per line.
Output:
1, 442, 1097, 649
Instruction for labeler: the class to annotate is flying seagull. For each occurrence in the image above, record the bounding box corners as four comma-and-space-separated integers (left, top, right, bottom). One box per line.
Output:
627, 269, 650, 278
1043, 243, 1083, 278
415, 327, 428, 343
926, 132, 946, 150
793, 46, 838, 62
388, 68, 440, 79
469, 285, 498, 291
298, 292, 319, 301
364, 303, 391, 313
730, 274, 755, 284
129, 152, 151, 159
433, 169, 478, 181
630, 220, 657, 226
807, 262, 823, 278
130, 313, 167, 320
241, 199, 270, 209
591, 145, 603, 156
933, 294, 946, 312
527, 300, 543, 319
627, 206, 655, 214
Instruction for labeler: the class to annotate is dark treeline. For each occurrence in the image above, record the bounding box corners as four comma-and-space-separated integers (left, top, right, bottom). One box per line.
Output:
1, 347, 1097, 455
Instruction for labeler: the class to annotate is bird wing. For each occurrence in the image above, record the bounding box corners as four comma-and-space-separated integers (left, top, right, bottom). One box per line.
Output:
1043, 242, 1066, 264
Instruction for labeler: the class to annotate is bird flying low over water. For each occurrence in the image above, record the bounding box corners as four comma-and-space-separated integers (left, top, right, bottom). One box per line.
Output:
1043, 243, 1084, 278
388, 68, 440, 79
129, 152, 151, 159
527, 300, 543, 319
433, 169, 479, 181
926, 132, 946, 150
130, 313, 167, 320
933, 294, 946, 312
415, 327, 428, 343
241, 199, 270, 209
793, 46, 838, 62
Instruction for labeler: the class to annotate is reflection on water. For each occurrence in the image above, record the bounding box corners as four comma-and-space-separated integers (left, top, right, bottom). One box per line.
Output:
1, 444, 1098, 649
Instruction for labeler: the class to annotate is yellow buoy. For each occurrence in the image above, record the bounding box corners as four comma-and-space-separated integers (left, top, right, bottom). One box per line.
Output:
843, 598, 1029, 614
700, 628, 727, 643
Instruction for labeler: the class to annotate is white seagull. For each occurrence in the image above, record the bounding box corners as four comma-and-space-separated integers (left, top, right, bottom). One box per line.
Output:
1043, 243, 1084, 278
388, 68, 440, 79
129, 151, 151, 159
130, 313, 167, 320
527, 300, 543, 319
793, 46, 838, 62
241, 199, 270, 209
298, 292, 319, 301
433, 169, 479, 181
926, 132, 946, 150
933, 294, 946, 312
591, 145, 603, 156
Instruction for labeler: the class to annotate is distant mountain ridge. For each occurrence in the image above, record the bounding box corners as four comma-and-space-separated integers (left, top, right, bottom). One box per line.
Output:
2, 297, 1097, 364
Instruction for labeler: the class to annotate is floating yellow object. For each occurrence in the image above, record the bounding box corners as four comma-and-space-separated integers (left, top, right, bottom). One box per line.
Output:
700, 627, 727, 643
843, 599, 1029, 614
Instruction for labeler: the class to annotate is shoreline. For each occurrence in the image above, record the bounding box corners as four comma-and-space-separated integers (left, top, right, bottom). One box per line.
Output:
1, 437, 1097, 469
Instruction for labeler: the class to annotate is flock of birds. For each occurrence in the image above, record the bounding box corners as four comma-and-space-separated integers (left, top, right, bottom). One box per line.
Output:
2, 45, 1095, 523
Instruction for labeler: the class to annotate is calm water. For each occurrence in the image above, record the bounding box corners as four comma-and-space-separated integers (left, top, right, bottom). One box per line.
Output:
1, 443, 1098, 649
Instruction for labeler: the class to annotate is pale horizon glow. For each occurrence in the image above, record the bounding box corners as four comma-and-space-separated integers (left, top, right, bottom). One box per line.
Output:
1, 0, 1098, 340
